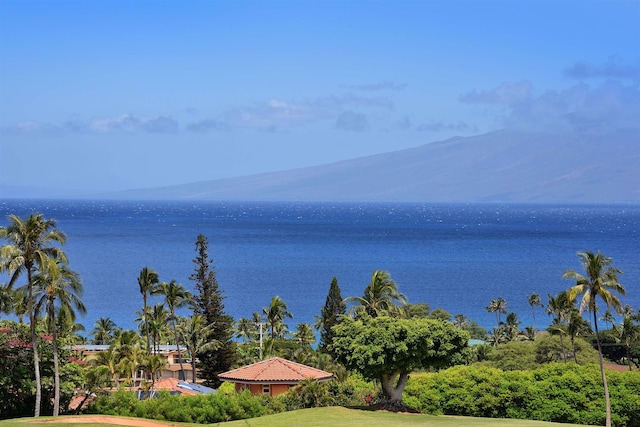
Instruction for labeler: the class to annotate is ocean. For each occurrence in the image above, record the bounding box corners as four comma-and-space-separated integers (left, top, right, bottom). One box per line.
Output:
1, 200, 638, 336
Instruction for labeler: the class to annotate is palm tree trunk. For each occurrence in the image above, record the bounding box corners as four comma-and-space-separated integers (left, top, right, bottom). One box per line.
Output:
143, 295, 150, 353
593, 310, 612, 427
559, 332, 567, 362
626, 344, 633, 372
172, 314, 185, 381
191, 353, 197, 383
28, 268, 42, 417
49, 302, 60, 416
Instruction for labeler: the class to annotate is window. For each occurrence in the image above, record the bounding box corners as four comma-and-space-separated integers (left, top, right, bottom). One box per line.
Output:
262, 384, 270, 395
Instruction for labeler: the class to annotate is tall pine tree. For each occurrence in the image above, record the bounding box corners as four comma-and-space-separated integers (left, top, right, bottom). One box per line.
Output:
190, 234, 236, 387
319, 276, 346, 353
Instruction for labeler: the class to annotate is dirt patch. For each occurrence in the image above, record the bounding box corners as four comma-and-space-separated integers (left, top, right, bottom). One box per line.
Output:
36, 415, 183, 427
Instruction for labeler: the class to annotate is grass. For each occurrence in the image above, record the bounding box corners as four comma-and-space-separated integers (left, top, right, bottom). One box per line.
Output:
0, 407, 593, 427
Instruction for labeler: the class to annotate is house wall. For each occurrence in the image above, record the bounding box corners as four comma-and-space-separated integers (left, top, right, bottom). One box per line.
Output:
234, 382, 292, 397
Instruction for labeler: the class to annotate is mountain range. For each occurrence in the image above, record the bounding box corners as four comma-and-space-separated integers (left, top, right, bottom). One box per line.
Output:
3, 130, 637, 203
103, 130, 639, 203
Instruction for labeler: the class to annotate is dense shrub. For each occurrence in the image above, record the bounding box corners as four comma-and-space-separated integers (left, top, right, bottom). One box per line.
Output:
404, 363, 640, 427
87, 389, 267, 423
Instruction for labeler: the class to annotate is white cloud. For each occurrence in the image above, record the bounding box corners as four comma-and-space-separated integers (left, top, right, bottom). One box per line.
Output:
223, 93, 392, 130
459, 81, 533, 105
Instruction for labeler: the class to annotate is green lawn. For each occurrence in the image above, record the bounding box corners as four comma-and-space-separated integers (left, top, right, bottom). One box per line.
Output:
0, 407, 593, 427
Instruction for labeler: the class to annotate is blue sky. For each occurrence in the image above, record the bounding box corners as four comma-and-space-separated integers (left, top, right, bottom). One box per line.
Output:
1, 0, 639, 195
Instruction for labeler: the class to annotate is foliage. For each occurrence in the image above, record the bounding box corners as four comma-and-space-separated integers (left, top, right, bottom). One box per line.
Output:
87, 389, 268, 423
345, 270, 407, 318
535, 335, 600, 365
190, 234, 236, 387
331, 315, 468, 402
564, 250, 626, 427
0, 320, 84, 419
404, 363, 640, 426
318, 276, 346, 353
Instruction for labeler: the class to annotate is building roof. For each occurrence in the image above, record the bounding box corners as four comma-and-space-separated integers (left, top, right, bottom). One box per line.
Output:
218, 357, 333, 384
154, 378, 216, 395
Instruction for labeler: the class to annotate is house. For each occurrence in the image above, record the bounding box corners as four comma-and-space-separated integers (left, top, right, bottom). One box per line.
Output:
218, 357, 333, 397
72, 344, 198, 384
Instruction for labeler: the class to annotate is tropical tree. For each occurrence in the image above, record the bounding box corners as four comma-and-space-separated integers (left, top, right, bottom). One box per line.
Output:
32, 256, 86, 416
190, 234, 235, 387
500, 312, 522, 342
527, 293, 542, 333
90, 317, 118, 345
263, 295, 293, 339
317, 276, 346, 353
331, 315, 468, 406
0, 213, 67, 417
345, 270, 407, 318
234, 317, 256, 343
137, 267, 159, 353
94, 345, 120, 387
153, 280, 192, 380
486, 296, 507, 325
564, 250, 626, 427
600, 309, 615, 330
567, 308, 592, 363
453, 313, 469, 329
176, 314, 220, 382
546, 292, 572, 362
145, 303, 170, 354
0, 284, 14, 316
616, 316, 640, 371
113, 330, 145, 387
293, 322, 316, 347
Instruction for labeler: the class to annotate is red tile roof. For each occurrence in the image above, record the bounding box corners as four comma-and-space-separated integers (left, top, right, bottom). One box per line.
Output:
219, 357, 333, 384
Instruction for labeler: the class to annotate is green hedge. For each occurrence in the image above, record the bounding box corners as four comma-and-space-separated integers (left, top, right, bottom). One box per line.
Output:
87, 389, 268, 423
404, 363, 640, 427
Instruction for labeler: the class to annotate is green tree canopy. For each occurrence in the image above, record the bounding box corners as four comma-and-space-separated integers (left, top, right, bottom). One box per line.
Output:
330, 315, 468, 405
318, 276, 346, 353
190, 234, 235, 387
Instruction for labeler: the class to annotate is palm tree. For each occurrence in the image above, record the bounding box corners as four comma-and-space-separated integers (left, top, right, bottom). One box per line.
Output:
293, 322, 316, 347
453, 313, 469, 329
567, 308, 591, 364
616, 316, 639, 371
546, 292, 571, 362
234, 317, 256, 343
263, 296, 293, 339
113, 329, 145, 387
91, 317, 118, 345
500, 312, 522, 342
527, 293, 542, 333
32, 256, 85, 416
0, 284, 15, 316
486, 296, 507, 325
345, 270, 407, 318
94, 345, 120, 387
137, 267, 159, 353
153, 280, 192, 380
0, 213, 67, 417
176, 314, 220, 382
599, 309, 615, 330
564, 250, 626, 427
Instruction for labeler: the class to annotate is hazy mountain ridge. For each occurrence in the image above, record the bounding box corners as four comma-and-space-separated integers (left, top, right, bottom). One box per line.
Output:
103, 130, 638, 203
73, 130, 640, 202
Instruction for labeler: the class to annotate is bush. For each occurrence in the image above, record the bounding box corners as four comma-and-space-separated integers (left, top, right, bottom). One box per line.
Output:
404, 363, 640, 427
87, 388, 267, 423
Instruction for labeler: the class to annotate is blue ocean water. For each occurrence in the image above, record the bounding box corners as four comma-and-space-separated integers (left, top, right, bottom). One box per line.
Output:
1, 200, 638, 336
